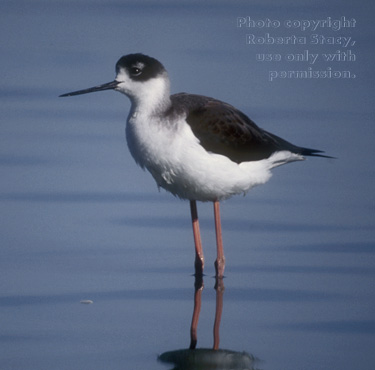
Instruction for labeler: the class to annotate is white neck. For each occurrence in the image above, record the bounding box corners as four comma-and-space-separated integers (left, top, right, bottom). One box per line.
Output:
119, 72, 172, 117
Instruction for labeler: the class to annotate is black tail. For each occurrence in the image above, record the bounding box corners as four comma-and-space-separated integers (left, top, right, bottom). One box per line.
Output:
298, 147, 334, 159
264, 130, 335, 159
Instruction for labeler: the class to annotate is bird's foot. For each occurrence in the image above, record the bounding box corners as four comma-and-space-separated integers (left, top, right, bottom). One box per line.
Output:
194, 255, 204, 277
214, 257, 225, 278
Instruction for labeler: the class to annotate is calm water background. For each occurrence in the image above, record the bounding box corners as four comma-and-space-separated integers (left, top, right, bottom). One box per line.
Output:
1, 1, 374, 369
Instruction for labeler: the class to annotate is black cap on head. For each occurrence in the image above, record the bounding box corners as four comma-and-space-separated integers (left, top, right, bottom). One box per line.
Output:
116, 53, 166, 82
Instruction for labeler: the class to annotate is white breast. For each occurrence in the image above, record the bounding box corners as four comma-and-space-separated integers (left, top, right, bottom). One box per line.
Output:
125, 111, 298, 201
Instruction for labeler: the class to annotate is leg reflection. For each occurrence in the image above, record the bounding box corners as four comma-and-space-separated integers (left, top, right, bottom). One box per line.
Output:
158, 276, 259, 369
213, 278, 225, 350
190, 275, 225, 350
190, 275, 203, 349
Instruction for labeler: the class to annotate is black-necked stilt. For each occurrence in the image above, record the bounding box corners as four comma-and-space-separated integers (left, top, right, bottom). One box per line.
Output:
60, 53, 331, 277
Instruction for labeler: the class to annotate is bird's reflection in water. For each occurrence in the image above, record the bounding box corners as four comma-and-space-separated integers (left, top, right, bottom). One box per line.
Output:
159, 276, 260, 370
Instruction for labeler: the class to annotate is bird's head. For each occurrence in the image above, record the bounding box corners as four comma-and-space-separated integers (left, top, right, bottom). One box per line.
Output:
60, 53, 171, 112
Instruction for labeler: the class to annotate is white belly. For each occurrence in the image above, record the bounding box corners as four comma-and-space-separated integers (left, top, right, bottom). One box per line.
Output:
126, 113, 300, 201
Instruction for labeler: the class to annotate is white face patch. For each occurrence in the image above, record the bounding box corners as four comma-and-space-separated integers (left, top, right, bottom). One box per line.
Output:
115, 68, 170, 114
133, 62, 145, 70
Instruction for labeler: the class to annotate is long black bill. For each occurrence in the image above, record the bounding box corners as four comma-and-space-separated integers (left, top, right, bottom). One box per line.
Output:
59, 80, 120, 97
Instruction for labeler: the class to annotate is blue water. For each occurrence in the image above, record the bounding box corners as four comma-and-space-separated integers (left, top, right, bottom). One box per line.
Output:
1, 1, 374, 369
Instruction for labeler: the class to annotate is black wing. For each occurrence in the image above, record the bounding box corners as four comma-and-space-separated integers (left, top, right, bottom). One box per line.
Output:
170, 93, 329, 163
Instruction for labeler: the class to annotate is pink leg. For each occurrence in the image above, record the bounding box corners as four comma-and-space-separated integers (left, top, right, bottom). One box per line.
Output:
190, 200, 204, 276
213, 201, 225, 277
